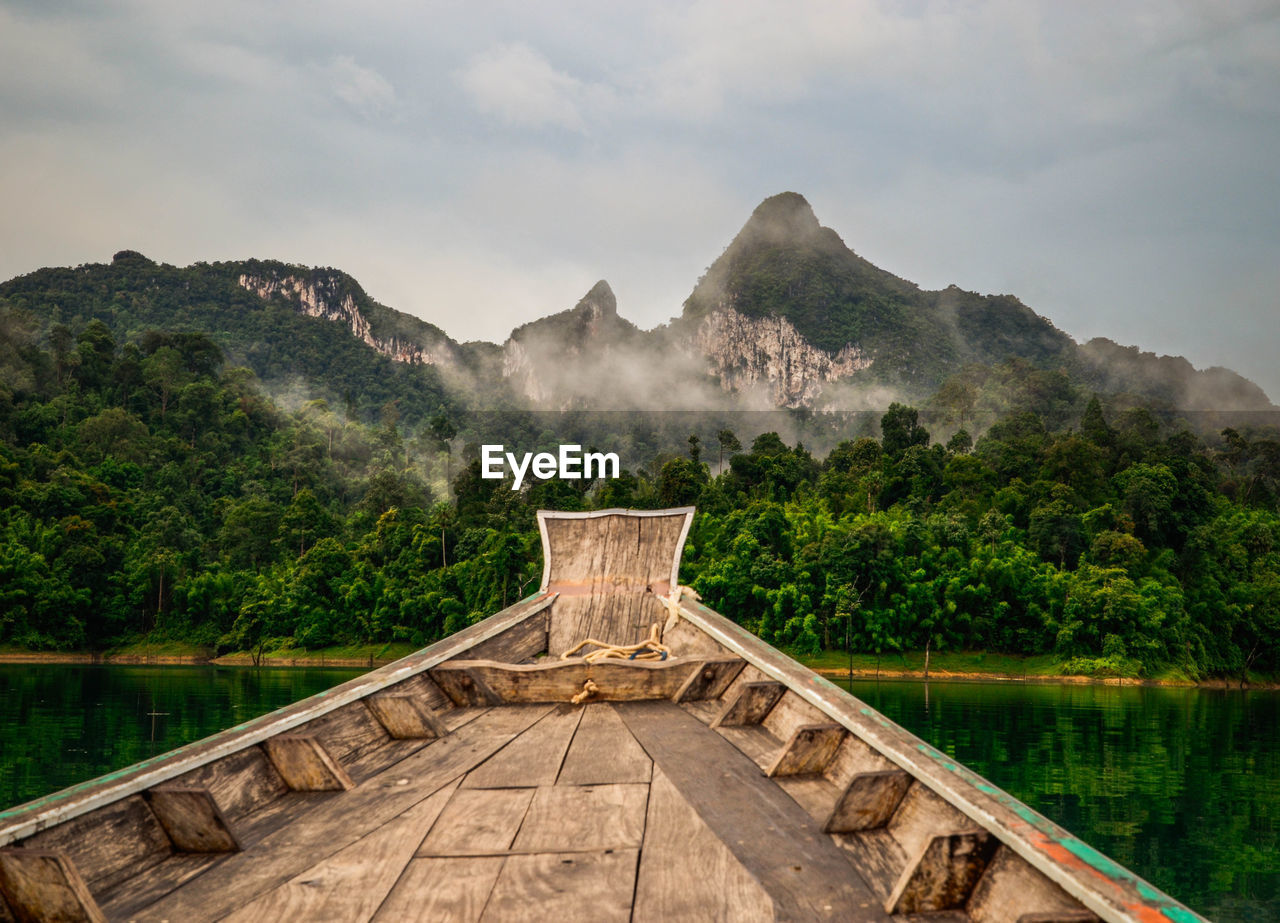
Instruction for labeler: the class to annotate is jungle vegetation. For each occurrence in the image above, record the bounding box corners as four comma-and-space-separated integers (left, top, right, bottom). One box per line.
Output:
2, 310, 1279, 680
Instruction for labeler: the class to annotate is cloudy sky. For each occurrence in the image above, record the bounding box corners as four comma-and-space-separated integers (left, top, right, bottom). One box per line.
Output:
3, 1, 1279, 398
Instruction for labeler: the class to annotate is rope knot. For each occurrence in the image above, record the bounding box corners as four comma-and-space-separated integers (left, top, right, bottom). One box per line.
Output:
571, 678, 599, 705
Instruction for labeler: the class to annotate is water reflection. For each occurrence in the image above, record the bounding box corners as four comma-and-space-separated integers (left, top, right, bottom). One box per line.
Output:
837, 678, 1279, 922
0, 664, 367, 811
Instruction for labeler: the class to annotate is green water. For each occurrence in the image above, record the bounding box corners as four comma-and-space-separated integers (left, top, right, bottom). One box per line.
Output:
840, 678, 1279, 922
0, 663, 367, 811
0, 666, 1275, 920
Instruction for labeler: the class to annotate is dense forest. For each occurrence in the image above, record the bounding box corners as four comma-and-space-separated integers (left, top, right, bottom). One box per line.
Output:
2, 310, 1279, 679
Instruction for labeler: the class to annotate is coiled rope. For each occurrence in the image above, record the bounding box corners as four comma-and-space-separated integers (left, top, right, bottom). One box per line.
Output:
559, 585, 701, 704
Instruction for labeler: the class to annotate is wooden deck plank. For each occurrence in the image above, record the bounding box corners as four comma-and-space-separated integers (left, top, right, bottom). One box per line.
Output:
633, 767, 775, 921
480, 849, 639, 923
372, 856, 505, 922
417, 788, 535, 856
616, 701, 892, 922
219, 781, 458, 923
131, 705, 553, 921
556, 704, 652, 785
462, 705, 583, 789
98, 854, 224, 921
511, 784, 648, 853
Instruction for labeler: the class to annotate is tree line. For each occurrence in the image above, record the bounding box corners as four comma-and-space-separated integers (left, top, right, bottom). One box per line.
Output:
2, 312, 1278, 679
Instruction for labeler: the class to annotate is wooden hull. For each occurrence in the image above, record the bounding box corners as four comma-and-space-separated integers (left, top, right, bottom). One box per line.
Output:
0, 509, 1203, 922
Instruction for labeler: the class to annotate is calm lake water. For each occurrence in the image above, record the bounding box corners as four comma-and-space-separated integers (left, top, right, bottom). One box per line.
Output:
840, 678, 1279, 922
0, 665, 1274, 920
0, 663, 366, 811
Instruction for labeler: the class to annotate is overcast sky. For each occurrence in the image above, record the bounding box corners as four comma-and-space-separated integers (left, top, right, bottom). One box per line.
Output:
3, 1, 1278, 399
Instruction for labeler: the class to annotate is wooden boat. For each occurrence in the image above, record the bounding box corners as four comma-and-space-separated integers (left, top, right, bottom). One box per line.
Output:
0, 508, 1203, 922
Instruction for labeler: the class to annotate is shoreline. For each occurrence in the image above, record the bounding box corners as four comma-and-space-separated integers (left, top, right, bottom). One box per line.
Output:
811, 666, 1275, 689
0, 652, 397, 668
2, 649, 1274, 688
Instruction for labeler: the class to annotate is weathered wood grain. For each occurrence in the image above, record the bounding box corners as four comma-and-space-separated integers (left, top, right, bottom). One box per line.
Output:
662, 616, 730, 658
366, 693, 447, 739
674, 597, 1206, 923
480, 849, 639, 923
541, 509, 691, 655
294, 699, 390, 765
417, 788, 535, 856
714, 724, 783, 772
0, 593, 553, 850
378, 671, 455, 713
887, 782, 982, 866
824, 770, 913, 833
511, 784, 648, 853
431, 665, 503, 707
673, 657, 746, 702
617, 701, 891, 921
432, 658, 700, 704
0, 851, 105, 923
97, 854, 224, 921
345, 738, 434, 786
372, 856, 505, 922
679, 699, 723, 725
220, 781, 458, 923
768, 723, 847, 777
833, 829, 908, 902
17, 795, 170, 892
711, 681, 785, 727
822, 733, 900, 789
132, 705, 552, 922
462, 705, 582, 789
167, 745, 289, 826
885, 831, 998, 914
262, 736, 354, 792
556, 703, 652, 785
761, 689, 832, 744
968, 847, 1097, 923
774, 776, 840, 825
633, 768, 774, 921
458, 609, 549, 663
144, 788, 241, 853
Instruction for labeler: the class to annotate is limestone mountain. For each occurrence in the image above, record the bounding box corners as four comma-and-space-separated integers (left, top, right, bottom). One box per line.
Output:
1, 195, 1272, 428
0, 252, 462, 426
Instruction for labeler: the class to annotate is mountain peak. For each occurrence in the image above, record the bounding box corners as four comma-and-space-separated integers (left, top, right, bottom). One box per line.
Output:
740, 192, 821, 243
577, 280, 616, 318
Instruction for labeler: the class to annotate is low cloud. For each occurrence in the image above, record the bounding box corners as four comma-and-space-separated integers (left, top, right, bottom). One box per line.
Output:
326, 56, 397, 120
457, 42, 610, 131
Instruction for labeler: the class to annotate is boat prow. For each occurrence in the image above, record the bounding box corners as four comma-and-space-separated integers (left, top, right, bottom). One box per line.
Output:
0, 508, 1204, 921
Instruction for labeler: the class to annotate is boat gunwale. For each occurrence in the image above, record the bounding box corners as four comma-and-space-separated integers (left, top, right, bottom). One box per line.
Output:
676, 596, 1206, 923
0, 591, 558, 847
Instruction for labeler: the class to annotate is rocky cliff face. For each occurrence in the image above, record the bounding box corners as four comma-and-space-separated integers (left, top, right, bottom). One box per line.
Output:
239, 273, 458, 369
690, 306, 872, 408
